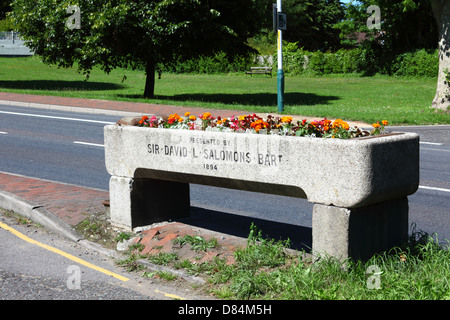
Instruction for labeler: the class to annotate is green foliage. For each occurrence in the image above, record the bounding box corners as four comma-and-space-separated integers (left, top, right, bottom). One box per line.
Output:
147, 252, 179, 266
172, 235, 219, 252
338, 0, 437, 52
0, 16, 13, 31
162, 51, 252, 74
392, 49, 439, 77
254, 0, 345, 51
208, 225, 450, 300
277, 43, 438, 77
10, 0, 259, 97
0, 0, 11, 20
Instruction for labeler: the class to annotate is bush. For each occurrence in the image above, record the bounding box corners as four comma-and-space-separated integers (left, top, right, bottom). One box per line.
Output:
161, 43, 438, 78
276, 43, 438, 78
162, 51, 252, 74
392, 49, 439, 77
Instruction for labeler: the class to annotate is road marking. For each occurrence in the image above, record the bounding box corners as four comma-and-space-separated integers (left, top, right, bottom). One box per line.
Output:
421, 147, 450, 153
419, 185, 450, 193
0, 110, 116, 125
154, 289, 186, 300
420, 142, 444, 146
0, 221, 129, 282
0, 131, 7, 135
73, 141, 105, 148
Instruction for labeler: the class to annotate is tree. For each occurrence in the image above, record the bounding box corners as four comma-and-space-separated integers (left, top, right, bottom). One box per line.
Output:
11, 0, 258, 98
337, 0, 437, 52
339, 0, 449, 110
431, 0, 450, 110
0, 0, 11, 20
253, 0, 345, 52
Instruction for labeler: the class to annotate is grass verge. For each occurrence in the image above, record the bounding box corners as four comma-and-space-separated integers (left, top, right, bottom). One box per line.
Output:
112, 221, 450, 300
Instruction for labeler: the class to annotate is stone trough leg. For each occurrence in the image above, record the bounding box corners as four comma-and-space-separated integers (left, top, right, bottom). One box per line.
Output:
109, 176, 190, 230
312, 197, 409, 261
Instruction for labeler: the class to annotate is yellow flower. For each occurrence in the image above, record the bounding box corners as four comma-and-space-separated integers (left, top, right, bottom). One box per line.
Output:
189, 115, 196, 121
184, 112, 190, 117
238, 115, 246, 121
382, 120, 388, 126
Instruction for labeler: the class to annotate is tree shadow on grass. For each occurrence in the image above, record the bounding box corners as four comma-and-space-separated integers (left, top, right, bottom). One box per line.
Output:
119, 92, 340, 107
0, 80, 125, 91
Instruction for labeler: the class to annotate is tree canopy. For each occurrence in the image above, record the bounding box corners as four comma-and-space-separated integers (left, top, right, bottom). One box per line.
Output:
338, 0, 438, 52
253, 0, 345, 51
12, 0, 259, 97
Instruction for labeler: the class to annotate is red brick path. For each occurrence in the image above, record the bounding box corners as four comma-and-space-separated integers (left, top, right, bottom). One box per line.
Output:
0, 172, 108, 226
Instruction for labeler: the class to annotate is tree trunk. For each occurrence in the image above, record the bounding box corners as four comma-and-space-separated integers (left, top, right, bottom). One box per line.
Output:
144, 58, 156, 99
431, 0, 450, 110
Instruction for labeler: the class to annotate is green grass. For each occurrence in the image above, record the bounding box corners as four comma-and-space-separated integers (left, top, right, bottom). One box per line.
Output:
198, 225, 450, 300
1, 56, 449, 125
118, 223, 450, 300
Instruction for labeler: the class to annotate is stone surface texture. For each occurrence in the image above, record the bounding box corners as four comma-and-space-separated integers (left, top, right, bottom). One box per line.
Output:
104, 124, 419, 260
105, 125, 420, 209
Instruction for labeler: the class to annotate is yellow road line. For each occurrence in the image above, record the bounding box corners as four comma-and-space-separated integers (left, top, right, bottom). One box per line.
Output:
0, 221, 129, 282
154, 289, 186, 300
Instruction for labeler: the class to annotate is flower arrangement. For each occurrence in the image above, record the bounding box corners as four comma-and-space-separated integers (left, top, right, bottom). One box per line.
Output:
138, 112, 388, 139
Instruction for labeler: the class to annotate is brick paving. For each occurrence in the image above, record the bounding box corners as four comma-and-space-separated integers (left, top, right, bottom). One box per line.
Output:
0, 172, 108, 226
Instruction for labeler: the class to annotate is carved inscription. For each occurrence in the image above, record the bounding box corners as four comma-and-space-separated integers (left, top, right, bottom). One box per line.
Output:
147, 136, 283, 170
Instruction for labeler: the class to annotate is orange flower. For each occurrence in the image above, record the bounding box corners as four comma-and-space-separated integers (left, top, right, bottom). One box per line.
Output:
184, 112, 190, 117
382, 120, 388, 126
250, 119, 269, 132
142, 116, 149, 121
238, 115, 247, 121
342, 122, 349, 130
189, 115, 196, 121
202, 112, 212, 120
323, 119, 332, 131
281, 116, 293, 123
372, 122, 381, 128
168, 113, 182, 124
333, 119, 349, 130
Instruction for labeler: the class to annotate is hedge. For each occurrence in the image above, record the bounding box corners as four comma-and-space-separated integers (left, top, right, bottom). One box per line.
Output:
160, 43, 439, 78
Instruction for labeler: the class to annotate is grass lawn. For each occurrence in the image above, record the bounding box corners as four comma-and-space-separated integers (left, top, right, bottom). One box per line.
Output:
1, 56, 448, 125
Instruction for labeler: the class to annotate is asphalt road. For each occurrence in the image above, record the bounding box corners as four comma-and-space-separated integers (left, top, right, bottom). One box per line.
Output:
0, 207, 210, 300
0, 104, 449, 246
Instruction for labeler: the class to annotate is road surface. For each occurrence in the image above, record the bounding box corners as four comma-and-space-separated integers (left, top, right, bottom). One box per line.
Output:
0, 104, 449, 245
